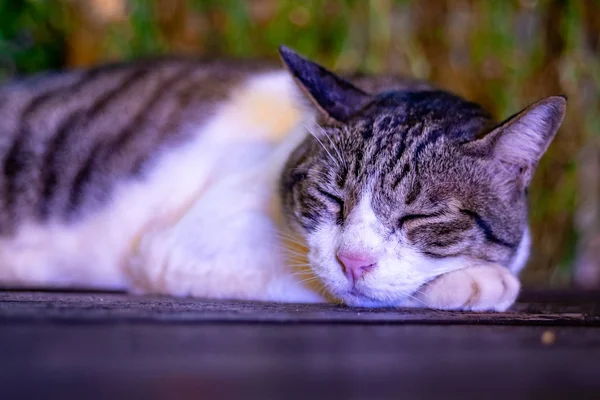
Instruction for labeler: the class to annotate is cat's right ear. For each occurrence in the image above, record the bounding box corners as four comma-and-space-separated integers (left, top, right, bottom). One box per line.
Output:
278, 46, 372, 122
464, 96, 567, 185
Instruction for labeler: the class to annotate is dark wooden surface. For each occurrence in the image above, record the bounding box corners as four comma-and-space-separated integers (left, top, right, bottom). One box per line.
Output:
2, 290, 600, 399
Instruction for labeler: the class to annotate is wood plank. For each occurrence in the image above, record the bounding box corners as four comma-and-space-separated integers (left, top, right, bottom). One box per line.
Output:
2, 322, 600, 399
2, 290, 600, 398
1, 290, 599, 325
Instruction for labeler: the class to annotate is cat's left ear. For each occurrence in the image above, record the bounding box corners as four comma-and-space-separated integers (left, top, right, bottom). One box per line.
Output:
279, 45, 372, 122
464, 96, 566, 185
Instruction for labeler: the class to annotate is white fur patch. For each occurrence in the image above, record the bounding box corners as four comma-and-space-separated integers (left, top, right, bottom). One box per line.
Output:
508, 226, 531, 274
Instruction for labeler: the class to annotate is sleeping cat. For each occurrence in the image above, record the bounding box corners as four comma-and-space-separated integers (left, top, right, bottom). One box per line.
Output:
0, 46, 565, 311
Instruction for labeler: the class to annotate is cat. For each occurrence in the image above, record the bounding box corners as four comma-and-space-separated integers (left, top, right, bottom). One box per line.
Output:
0, 46, 566, 311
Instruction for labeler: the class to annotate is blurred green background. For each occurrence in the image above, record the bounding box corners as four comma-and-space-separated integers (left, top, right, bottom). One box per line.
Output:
0, 0, 599, 288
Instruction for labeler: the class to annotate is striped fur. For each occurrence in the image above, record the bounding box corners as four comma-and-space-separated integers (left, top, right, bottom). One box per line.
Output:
0, 58, 271, 231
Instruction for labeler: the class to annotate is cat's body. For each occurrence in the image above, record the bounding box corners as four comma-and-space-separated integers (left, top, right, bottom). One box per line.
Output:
0, 57, 320, 301
0, 48, 566, 310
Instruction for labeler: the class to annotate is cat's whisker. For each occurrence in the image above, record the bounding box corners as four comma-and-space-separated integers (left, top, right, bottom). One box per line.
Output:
287, 262, 310, 268
403, 291, 430, 308
287, 166, 331, 181
317, 285, 329, 300
279, 246, 308, 256
277, 242, 307, 252
291, 271, 314, 277
271, 230, 308, 246
298, 276, 320, 285
278, 244, 305, 252
286, 259, 311, 264
288, 264, 312, 273
282, 254, 308, 261
286, 166, 328, 180
281, 253, 307, 259
280, 254, 310, 266
413, 288, 432, 302
269, 227, 297, 239
425, 266, 459, 278
302, 123, 342, 172
284, 259, 310, 266
284, 259, 311, 266
278, 242, 307, 250
316, 121, 346, 169
280, 249, 308, 258
280, 252, 307, 260
410, 295, 430, 308
305, 168, 332, 180
276, 237, 308, 249
277, 237, 305, 246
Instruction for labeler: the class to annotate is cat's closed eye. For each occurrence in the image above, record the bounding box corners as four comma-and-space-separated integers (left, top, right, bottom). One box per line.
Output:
397, 211, 445, 230
316, 188, 345, 223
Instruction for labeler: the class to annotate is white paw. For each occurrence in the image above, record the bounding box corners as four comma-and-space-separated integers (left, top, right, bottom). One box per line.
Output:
125, 217, 290, 301
415, 264, 521, 312
126, 228, 195, 296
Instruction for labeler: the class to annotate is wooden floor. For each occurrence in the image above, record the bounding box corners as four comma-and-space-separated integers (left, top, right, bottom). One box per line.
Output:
1, 290, 600, 399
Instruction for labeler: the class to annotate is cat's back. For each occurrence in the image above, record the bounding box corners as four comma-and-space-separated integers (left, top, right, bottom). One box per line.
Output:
0, 57, 277, 234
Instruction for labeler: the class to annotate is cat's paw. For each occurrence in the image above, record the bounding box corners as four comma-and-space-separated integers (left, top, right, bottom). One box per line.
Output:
415, 264, 520, 312
125, 218, 288, 301
126, 228, 191, 296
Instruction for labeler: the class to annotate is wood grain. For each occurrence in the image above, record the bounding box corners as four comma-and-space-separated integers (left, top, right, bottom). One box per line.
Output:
1, 290, 599, 325
2, 290, 599, 399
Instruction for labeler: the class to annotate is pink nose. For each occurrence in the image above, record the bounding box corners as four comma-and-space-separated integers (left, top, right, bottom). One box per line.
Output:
337, 251, 377, 283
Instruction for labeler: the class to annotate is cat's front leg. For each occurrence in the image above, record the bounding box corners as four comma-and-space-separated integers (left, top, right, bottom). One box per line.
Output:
413, 264, 521, 312
126, 210, 285, 301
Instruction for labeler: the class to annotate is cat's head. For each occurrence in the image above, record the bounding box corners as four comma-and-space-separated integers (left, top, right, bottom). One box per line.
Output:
278, 46, 566, 307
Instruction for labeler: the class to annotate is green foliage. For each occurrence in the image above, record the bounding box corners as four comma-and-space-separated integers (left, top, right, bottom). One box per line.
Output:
0, 0, 68, 78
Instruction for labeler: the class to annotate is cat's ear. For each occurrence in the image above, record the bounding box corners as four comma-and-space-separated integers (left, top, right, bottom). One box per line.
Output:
464, 96, 566, 184
278, 45, 372, 122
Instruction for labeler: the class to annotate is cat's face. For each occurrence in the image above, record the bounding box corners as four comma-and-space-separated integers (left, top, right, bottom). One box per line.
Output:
278, 46, 566, 306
